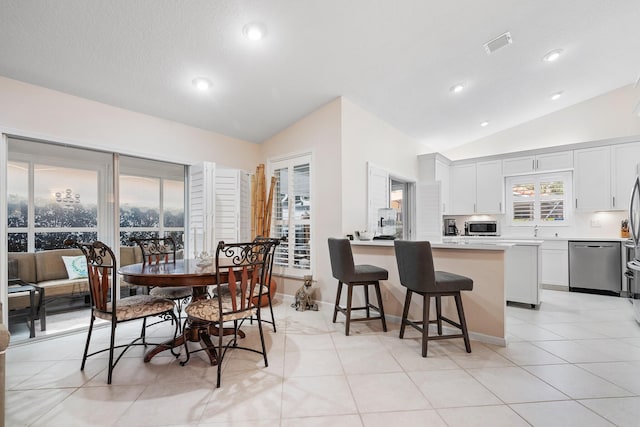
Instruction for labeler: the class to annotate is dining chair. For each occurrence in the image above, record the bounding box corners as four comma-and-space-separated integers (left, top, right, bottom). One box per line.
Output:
394, 240, 473, 357
64, 238, 178, 384
251, 236, 283, 332
328, 237, 388, 336
130, 236, 192, 329
181, 240, 272, 388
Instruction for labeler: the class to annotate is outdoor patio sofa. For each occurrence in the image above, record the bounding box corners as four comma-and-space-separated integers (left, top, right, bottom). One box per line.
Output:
7, 246, 144, 333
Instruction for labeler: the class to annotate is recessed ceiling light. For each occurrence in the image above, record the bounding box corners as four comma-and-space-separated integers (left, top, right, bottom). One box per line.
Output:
480, 121, 489, 127
243, 22, 267, 41
550, 91, 563, 101
450, 83, 465, 94
543, 49, 563, 62
192, 77, 212, 91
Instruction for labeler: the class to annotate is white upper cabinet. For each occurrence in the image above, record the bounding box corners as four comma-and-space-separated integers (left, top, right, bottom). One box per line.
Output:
611, 141, 640, 211
502, 155, 535, 175
476, 160, 503, 214
574, 146, 611, 211
450, 163, 476, 215
451, 161, 503, 215
502, 151, 573, 175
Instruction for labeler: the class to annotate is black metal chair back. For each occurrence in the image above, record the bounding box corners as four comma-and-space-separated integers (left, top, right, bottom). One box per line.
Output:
130, 236, 176, 266
64, 238, 117, 314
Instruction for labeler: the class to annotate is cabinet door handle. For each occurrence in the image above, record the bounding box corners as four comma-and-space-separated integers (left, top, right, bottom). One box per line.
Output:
533, 159, 536, 170
499, 201, 502, 212
474, 203, 476, 213
575, 198, 578, 209
613, 196, 616, 207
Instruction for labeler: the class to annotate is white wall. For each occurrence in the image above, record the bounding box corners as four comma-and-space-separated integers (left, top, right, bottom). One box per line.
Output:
341, 98, 423, 235
444, 84, 640, 161
259, 98, 343, 302
0, 76, 259, 169
259, 97, 424, 305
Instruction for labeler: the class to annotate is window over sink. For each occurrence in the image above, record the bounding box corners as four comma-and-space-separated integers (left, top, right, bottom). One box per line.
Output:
506, 171, 573, 227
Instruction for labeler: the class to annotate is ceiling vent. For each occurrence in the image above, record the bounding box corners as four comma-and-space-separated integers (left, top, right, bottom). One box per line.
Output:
484, 32, 513, 54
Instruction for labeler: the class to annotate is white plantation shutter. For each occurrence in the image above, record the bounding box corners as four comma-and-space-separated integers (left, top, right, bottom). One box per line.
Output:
270, 153, 312, 274
506, 171, 572, 226
416, 182, 442, 240
189, 162, 215, 256
368, 163, 389, 234
214, 168, 251, 245
239, 171, 251, 242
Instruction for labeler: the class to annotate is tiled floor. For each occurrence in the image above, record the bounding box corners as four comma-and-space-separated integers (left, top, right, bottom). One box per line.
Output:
6, 289, 640, 426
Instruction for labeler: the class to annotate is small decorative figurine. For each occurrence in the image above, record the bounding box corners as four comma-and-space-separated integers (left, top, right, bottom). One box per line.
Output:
292, 275, 318, 311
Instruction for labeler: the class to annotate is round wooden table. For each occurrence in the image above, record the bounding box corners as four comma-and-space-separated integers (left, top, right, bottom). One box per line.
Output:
119, 259, 236, 364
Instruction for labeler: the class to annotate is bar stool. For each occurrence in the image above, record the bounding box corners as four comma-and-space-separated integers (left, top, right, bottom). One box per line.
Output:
328, 238, 388, 336
394, 240, 473, 356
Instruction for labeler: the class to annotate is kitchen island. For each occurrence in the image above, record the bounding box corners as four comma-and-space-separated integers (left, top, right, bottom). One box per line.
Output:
350, 239, 529, 346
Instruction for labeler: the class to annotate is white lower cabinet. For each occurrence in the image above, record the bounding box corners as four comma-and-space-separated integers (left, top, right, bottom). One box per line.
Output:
505, 244, 541, 307
540, 240, 569, 286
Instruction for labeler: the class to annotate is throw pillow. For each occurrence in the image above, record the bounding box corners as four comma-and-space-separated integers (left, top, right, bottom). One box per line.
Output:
62, 255, 88, 279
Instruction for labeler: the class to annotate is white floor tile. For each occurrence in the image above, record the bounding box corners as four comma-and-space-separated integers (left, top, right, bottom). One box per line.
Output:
338, 346, 402, 374
531, 340, 618, 363
199, 371, 283, 423
5, 290, 640, 425
348, 372, 432, 413
30, 385, 145, 427
361, 409, 447, 427
281, 375, 357, 418
280, 414, 363, 427
523, 364, 632, 399
578, 396, 640, 427
437, 405, 531, 427
576, 361, 640, 394
114, 381, 214, 426
284, 349, 344, 377
467, 366, 568, 404
510, 400, 615, 426
490, 341, 567, 365
6, 388, 76, 426
409, 369, 502, 408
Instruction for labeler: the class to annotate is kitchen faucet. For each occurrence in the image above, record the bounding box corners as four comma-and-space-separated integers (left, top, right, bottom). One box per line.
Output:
534, 225, 539, 237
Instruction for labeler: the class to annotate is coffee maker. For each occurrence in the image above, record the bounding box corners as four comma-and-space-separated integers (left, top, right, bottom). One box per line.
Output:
444, 218, 458, 236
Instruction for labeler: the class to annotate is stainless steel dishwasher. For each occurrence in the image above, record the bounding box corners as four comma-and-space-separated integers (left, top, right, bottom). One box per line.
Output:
569, 241, 622, 295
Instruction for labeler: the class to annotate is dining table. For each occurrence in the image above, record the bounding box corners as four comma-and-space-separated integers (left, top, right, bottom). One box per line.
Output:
118, 258, 238, 365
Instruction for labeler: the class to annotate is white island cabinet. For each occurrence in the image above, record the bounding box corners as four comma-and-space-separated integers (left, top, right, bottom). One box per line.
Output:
505, 243, 541, 307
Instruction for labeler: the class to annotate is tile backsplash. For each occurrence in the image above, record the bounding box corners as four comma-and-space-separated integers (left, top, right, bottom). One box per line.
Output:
445, 211, 628, 239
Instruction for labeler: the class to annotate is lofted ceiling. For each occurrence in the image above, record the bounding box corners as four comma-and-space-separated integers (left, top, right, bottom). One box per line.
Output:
1, 0, 639, 152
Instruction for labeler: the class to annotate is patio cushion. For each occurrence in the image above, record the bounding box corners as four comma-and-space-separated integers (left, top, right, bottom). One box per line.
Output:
94, 295, 175, 322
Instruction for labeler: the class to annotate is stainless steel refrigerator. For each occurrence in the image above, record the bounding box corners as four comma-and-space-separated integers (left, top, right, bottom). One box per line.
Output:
627, 176, 640, 322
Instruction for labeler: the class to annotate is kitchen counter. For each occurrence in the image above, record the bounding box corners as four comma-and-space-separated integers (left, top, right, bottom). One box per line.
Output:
351, 238, 513, 250
351, 240, 510, 346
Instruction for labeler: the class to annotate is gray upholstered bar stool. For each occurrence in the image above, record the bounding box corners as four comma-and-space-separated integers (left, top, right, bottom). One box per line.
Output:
328, 238, 388, 336
394, 240, 473, 356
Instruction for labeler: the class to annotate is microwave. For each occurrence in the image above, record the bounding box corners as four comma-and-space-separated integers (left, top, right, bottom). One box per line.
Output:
466, 221, 499, 236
